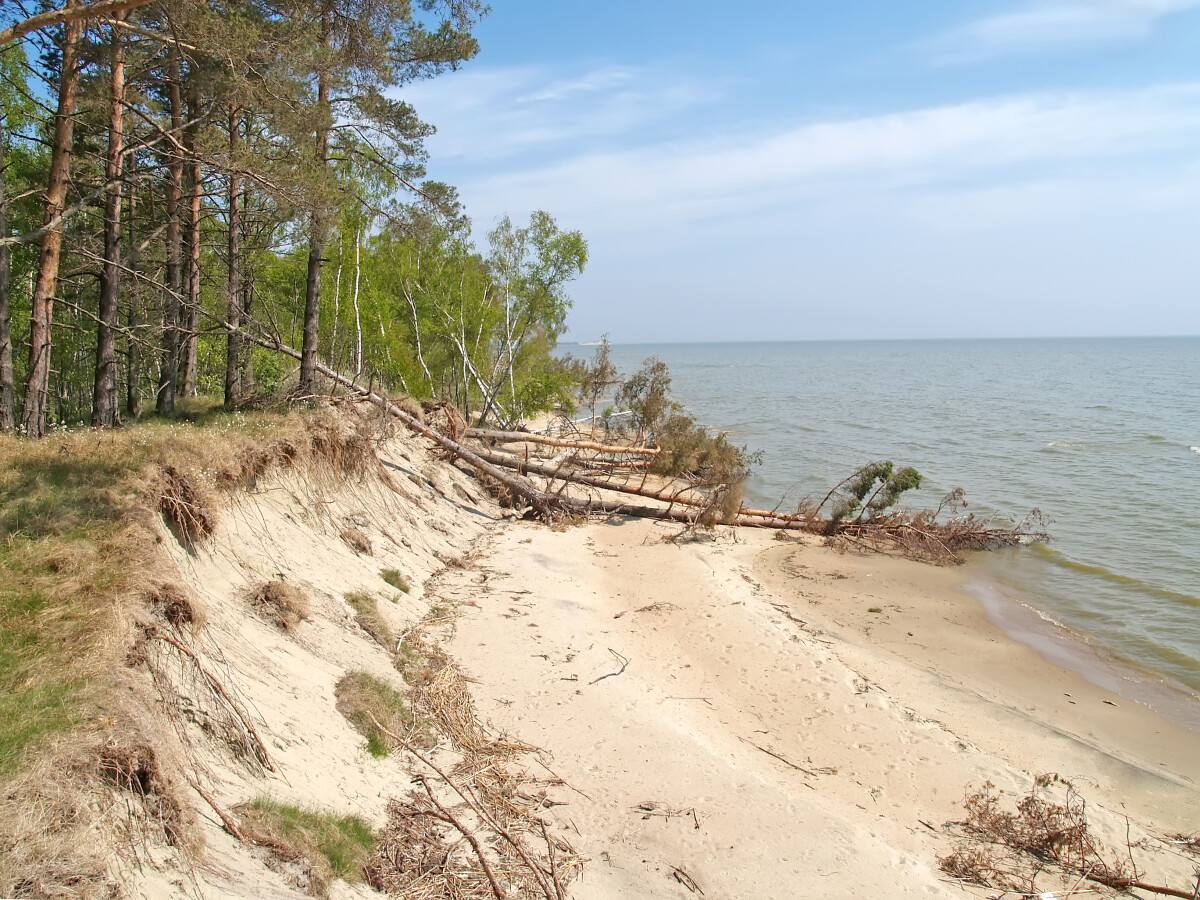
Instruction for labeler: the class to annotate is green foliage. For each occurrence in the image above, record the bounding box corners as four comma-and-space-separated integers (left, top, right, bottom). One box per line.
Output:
617, 356, 676, 442
828, 461, 925, 522
380, 568, 410, 593
576, 335, 617, 426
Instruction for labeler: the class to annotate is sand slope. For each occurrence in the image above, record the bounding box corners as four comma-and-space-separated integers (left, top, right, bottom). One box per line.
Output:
125, 425, 1199, 899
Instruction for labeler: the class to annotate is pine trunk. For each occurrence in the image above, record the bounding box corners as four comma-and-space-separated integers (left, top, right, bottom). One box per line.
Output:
0, 115, 15, 431
180, 81, 201, 397
298, 16, 331, 396
156, 50, 183, 415
224, 105, 241, 410
21, 0, 83, 437
125, 165, 139, 418
91, 19, 125, 426
240, 276, 254, 394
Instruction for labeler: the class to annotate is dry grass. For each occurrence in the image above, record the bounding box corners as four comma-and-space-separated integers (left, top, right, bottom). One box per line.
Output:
237, 797, 376, 898
250, 579, 311, 631
339, 526, 373, 555
334, 671, 421, 757
0, 403, 400, 896
346, 590, 393, 649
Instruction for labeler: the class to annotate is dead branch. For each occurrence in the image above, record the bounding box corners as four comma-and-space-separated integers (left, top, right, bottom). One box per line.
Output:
589, 649, 630, 685
941, 776, 1199, 899
186, 777, 248, 844
148, 628, 272, 771
415, 777, 508, 900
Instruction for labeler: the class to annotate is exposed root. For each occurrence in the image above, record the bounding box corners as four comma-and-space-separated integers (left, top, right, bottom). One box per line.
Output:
98, 740, 194, 852
140, 626, 272, 772
147, 581, 207, 632
157, 465, 214, 550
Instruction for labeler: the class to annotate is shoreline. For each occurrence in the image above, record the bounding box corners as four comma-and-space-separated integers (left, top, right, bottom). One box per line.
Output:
437, 515, 1200, 897
962, 567, 1200, 734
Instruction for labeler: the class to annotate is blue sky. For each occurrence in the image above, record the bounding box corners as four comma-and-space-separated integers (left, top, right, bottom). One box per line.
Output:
402, 1, 1200, 342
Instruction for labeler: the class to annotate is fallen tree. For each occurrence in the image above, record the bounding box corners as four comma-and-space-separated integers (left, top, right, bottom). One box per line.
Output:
231, 327, 1048, 563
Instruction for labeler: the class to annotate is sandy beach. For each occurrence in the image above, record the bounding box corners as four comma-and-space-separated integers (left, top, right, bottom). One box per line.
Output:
436, 517, 1200, 898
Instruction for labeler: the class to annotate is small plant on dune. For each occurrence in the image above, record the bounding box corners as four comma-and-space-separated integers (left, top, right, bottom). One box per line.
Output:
250, 580, 311, 631
339, 527, 372, 556
380, 569, 410, 594
237, 797, 375, 897
334, 672, 419, 757
345, 591, 394, 649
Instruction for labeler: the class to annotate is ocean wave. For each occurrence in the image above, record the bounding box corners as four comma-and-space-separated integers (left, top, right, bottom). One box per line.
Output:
1044, 440, 1084, 451
1192, 446, 1200, 455
1030, 544, 1200, 608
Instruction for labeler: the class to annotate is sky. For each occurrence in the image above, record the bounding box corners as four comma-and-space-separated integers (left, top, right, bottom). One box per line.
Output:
401, 1, 1200, 343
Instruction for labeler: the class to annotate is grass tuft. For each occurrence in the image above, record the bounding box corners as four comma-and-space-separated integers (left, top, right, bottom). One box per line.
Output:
334, 671, 417, 757
238, 797, 375, 897
250, 580, 311, 631
380, 568, 410, 593
345, 591, 393, 649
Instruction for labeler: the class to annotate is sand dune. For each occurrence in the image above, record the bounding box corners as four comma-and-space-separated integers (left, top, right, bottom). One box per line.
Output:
130, 428, 1199, 898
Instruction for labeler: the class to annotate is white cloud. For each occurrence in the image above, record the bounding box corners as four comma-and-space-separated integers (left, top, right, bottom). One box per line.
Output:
931, 0, 1200, 59
401, 64, 716, 162
453, 84, 1200, 236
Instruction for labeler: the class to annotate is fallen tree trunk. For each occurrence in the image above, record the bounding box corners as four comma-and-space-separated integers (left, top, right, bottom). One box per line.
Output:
465, 427, 660, 456
246, 332, 569, 519
229, 327, 1047, 560
471, 445, 714, 507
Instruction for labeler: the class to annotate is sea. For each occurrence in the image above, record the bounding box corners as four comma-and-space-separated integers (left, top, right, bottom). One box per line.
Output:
589, 338, 1200, 728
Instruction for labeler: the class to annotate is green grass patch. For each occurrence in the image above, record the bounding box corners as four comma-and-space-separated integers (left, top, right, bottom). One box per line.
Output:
345, 591, 394, 649
238, 797, 375, 896
0, 435, 149, 775
334, 671, 415, 757
380, 568, 410, 594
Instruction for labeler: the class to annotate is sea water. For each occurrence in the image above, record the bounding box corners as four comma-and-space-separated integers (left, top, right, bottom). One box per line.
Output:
592, 338, 1200, 713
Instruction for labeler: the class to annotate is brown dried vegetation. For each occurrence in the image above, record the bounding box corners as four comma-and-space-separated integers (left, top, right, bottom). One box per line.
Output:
940, 775, 1200, 898
1, 405, 395, 896
250, 579, 311, 631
